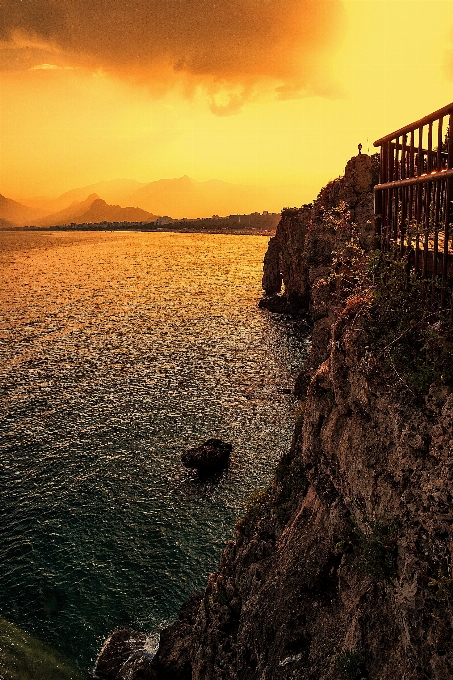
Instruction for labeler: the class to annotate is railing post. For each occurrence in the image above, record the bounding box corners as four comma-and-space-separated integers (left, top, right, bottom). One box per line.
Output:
442, 177, 450, 306
449, 114, 453, 170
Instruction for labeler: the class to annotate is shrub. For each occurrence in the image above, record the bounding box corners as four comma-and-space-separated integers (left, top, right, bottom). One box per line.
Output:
348, 515, 398, 581
235, 487, 271, 536
335, 650, 367, 679
428, 569, 453, 601
364, 254, 453, 395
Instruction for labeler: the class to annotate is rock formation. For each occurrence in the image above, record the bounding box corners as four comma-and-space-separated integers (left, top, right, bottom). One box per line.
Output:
261, 153, 377, 315
181, 439, 233, 474
95, 153, 453, 680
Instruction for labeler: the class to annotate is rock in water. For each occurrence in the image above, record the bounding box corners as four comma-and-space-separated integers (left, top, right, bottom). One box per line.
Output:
94, 595, 203, 680
94, 629, 155, 679
181, 438, 232, 474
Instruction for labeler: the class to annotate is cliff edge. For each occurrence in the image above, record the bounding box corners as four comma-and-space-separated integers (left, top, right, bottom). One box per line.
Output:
95, 155, 453, 680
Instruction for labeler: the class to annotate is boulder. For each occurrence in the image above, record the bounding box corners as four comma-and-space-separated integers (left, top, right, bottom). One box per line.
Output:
94, 629, 156, 679
181, 438, 232, 474
94, 595, 203, 680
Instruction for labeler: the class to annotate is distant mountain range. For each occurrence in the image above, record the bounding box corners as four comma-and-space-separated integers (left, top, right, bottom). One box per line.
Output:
25, 179, 148, 215
125, 176, 270, 219
2, 176, 277, 227
33, 194, 157, 227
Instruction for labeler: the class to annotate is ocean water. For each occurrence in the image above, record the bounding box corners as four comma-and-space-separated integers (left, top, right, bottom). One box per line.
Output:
0, 231, 309, 676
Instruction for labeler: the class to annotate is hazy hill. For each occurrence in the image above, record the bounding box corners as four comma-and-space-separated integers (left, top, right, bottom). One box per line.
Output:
126, 176, 270, 219
0, 217, 18, 229
25, 179, 148, 215
17, 175, 277, 222
34, 194, 157, 227
76, 199, 157, 224
33, 194, 103, 227
0, 194, 45, 227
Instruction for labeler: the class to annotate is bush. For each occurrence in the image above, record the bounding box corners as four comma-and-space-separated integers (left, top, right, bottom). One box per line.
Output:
364, 254, 453, 395
349, 515, 398, 581
335, 650, 367, 679
428, 569, 453, 601
235, 487, 271, 536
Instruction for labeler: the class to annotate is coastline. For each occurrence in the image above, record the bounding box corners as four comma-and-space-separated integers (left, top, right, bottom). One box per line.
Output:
95, 153, 453, 679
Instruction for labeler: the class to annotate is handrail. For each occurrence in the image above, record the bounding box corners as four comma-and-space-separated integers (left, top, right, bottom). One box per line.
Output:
376, 168, 453, 190
374, 101, 453, 145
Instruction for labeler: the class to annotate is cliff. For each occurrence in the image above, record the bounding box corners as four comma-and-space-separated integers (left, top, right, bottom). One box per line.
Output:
94, 155, 453, 680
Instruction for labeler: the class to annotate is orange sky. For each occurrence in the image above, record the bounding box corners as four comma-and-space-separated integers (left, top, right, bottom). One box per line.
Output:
1, 0, 453, 210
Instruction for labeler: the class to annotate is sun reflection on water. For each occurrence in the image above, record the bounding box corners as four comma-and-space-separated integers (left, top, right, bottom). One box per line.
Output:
0, 231, 309, 675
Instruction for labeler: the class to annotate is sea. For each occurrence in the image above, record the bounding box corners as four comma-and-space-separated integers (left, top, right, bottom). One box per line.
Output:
0, 231, 309, 676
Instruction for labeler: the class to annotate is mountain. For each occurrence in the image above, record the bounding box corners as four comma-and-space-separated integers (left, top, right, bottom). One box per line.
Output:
76, 199, 157, 224
25, 179, 148, 215
0, 218, 18, 229
0, 194, 45, 227
33, 194, 103, 227
18, 175, 277, 222
33, 194, 157, 227
125, 176, 271, 219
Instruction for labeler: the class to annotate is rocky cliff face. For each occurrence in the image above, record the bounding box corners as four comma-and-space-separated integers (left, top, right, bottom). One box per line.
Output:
95, 154, 453, 680
261, 153, 377, 313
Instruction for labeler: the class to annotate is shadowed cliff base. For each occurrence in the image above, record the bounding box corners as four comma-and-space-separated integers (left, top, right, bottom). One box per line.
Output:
94, 154, 453, 680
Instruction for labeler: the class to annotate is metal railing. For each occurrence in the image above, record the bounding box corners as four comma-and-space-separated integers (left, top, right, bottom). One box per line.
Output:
374, 102, 453, 302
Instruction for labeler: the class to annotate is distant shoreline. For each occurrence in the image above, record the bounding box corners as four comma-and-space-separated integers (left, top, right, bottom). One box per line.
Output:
0, 211, 281, 237
0, 225, 276, 237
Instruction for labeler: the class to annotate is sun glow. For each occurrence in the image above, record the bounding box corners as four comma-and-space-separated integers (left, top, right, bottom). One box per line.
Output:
1, 0, 453, 211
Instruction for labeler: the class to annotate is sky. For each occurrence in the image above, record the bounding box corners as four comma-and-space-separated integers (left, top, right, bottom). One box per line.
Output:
1, 0, 453, 210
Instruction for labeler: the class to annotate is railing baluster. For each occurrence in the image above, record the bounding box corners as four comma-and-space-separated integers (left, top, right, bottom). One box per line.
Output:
387, 184, 393, 249
401, 184, 407, 257
449, 114, 453, 170
402, 134, 407, 180
423, 183, 430, 282
388, 139, 394, 182
442, 177, 450, 305
410, 130, 415, 177
432, 182, 439, 299
437, 116, 443, 172
415, 183, 421, 274
395, 136, 400, 180
418, 126, 423, 177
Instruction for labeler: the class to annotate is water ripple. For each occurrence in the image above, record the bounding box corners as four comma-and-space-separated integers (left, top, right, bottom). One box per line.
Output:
0, 231, 309, 675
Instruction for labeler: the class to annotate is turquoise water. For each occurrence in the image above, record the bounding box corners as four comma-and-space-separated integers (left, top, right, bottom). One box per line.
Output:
0, 231, 308, 676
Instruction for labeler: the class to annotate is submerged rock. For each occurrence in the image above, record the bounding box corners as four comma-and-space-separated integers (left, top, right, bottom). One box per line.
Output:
94, 595, 202, 680
181, 438, 232, 474
258, 295, 291, 314
94, 629, 155, 679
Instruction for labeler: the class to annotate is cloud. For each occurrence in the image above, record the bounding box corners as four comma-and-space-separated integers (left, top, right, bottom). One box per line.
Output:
30, 63, 74, 70
1, 0, 346, 111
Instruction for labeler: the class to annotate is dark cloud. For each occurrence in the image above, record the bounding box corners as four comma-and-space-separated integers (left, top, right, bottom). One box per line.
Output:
1, 0, 346, 111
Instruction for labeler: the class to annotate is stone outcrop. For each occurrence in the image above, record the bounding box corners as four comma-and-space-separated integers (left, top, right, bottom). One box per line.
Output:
260, 153, 377, 317
95, 594, 202, 679
94, 152, 453, 679
181, 439, 233, 474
